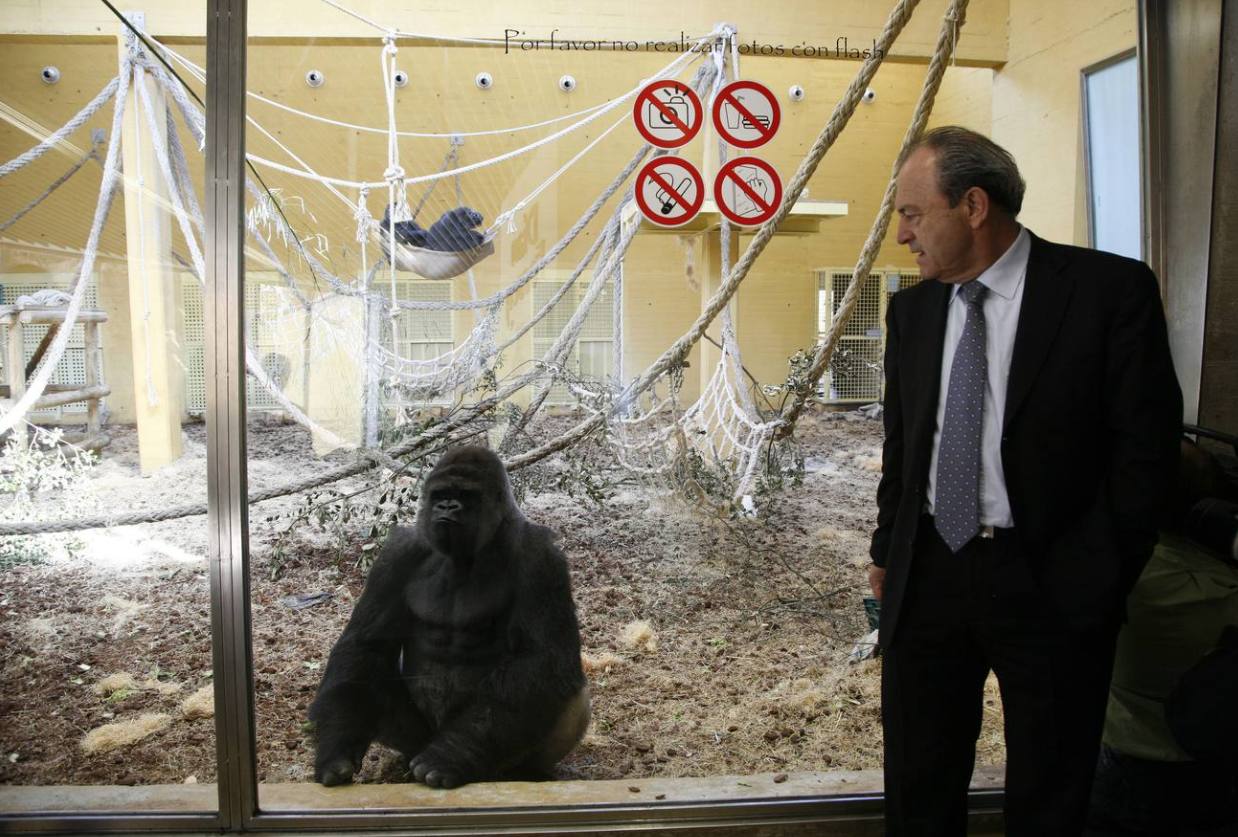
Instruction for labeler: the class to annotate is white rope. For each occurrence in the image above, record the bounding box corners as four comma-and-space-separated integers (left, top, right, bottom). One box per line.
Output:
396, 144, 649, 312
0, 77, 119, 177
244, 43, 708, 190
392, 58, 715, 314
152, 40, 358, 216
375, 306, 501, 398
608, 38, 772, 498
709, 45, 756, 419
491, 111, 627, 234
612, 218, 625, 393
503, 0, 925, 477
497, 215, 617, 352
728, 25, 741, 81
159, 42, 626, 140
515, 219, 622, 424
0, 58, 131, 437
0, 130, 104, 234
138, 59, 351, 449
381, 33, 406, 375
244, 80, 634, 190
780, 0, 968, 431
149, 59, 363, 302
449, 144, 482, 322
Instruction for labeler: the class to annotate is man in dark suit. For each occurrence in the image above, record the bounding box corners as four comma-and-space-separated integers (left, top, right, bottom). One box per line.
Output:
869, 126, 1182, 836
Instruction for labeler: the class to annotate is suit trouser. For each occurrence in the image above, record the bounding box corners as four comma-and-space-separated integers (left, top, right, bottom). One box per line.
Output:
881, 518, 1120, 837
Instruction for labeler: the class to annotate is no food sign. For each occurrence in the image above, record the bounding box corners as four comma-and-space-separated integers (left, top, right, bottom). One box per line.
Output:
711, 80, 780, 149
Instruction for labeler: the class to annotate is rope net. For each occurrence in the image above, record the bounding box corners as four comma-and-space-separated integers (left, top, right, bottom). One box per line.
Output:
0, 0, 968, 533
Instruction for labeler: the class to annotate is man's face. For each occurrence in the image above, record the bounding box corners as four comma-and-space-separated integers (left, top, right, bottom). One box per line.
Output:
894, 148, 977, 284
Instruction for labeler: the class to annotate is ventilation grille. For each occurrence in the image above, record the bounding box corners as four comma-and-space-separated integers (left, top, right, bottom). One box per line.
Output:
181, 278, 289, 414
815, 268, 919, 403
532, 279, 613, 405
381, 279, 454, 406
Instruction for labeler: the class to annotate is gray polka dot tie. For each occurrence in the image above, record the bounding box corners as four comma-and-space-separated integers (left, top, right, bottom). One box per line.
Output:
935, 280, 988, 552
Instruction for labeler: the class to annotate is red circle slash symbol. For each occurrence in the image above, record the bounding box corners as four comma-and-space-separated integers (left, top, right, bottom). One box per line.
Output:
635, 158, 704, 227
713, 156, 782, 227
634, 81, 704, 149
711, 80, 781, 150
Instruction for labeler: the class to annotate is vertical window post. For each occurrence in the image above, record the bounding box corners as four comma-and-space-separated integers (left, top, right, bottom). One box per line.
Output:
204, 0, 257, 828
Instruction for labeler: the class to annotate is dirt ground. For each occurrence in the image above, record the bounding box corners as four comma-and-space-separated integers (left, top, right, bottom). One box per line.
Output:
0, 407, 1006, 787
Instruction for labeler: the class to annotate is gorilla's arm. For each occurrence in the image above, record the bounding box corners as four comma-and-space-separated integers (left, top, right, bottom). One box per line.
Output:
410, 523, 585, 786
424, 207, 485, 252
309, 526, 419, 785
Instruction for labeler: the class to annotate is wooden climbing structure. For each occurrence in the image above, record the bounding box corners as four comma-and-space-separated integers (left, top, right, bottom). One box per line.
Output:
0, 303, 110, 450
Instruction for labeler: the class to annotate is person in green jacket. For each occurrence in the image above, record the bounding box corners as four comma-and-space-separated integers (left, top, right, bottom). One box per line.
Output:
1088, 439, 1238, 836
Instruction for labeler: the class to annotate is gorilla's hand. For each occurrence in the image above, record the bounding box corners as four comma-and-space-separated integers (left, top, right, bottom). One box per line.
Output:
409, 744, 468, 789
315, 752, 361, 787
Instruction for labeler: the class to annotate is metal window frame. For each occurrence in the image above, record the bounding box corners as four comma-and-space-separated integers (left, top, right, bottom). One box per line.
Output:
0, 1, 1011, 831
1137, 0, 1222, 426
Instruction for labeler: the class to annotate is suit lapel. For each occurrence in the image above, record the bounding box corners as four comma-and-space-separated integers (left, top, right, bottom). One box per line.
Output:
1004, 232, 1074, 430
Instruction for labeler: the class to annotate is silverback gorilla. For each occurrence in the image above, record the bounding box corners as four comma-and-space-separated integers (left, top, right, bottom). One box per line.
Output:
309, 446, 590, 788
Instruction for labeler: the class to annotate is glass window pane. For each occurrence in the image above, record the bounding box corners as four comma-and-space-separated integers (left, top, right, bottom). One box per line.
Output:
0, 1, 216, 818
235, 4, 948, 818
1085, 55, 1142, 260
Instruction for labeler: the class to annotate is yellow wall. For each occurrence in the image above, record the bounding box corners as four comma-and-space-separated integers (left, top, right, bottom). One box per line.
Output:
5, 0, 1010, 65
926, 65, 993, 135
1, 1, 1141, 440
992, 0, 1138, 245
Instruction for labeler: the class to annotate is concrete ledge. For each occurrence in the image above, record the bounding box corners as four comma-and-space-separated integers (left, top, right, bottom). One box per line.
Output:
0, 766, 1004, 816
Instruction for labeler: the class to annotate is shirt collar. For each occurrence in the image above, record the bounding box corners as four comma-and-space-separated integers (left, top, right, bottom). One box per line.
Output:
951, 226, 1030, 302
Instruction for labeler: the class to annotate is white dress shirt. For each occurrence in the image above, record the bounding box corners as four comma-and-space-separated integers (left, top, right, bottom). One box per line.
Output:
925, 227, 1030, 528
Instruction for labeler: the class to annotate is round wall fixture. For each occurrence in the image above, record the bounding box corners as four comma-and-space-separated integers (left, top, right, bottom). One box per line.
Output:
41, 66, 61, 85
475, 71, 494, 90
393, 69, 409, 87
788, 84, 805, 102
862, 87, 876, 103
558, 74, 577, 93
305, 69, 325, 88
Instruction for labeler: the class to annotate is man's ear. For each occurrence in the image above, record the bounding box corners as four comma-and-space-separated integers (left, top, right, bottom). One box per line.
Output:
962, 186, 991, 229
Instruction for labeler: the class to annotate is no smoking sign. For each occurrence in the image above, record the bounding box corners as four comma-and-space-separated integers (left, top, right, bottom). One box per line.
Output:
635, 157, 704, 227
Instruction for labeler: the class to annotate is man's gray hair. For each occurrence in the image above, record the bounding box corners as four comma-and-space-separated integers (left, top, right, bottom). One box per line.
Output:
910, 126, 1026, 217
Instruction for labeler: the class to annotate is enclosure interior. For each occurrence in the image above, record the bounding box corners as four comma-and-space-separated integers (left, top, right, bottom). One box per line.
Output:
0, 0, 1152, 825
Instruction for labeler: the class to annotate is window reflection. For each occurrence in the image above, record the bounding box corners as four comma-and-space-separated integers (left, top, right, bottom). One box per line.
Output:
0, 4, 215, 812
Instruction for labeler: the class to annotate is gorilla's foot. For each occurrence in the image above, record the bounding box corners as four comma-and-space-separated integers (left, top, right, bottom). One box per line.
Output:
409, 751, 465, 789
315, 755, 358, 787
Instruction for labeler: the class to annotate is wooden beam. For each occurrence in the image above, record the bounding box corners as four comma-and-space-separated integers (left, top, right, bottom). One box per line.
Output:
24, 323, 60, 378
119, 14, 184, 473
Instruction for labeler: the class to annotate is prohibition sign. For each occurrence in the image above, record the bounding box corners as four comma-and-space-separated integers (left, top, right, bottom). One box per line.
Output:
714, 156, 782, 227
634, 157, 705, 227
712, 80, 781, 149
633, 80, 703, 149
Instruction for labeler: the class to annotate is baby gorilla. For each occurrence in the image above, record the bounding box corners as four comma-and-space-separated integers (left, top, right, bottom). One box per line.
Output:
309, 446, 589, 788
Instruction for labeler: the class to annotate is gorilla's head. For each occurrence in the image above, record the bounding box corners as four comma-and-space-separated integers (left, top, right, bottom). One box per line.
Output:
418, 446, 514, 560
443, 206, 484, 229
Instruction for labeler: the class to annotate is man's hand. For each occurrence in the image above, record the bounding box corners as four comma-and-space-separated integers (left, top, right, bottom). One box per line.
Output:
868, 565, 886, 601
